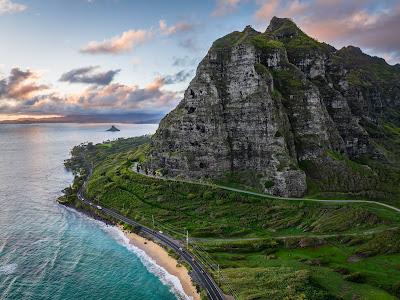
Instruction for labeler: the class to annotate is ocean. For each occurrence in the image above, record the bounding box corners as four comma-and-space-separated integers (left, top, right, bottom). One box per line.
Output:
0, 123, 185, 300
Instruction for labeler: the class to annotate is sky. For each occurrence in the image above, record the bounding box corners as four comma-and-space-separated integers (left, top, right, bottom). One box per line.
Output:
0, 0, 399, 121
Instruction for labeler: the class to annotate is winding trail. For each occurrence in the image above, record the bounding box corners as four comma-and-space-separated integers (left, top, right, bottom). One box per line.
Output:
191, 226, 400, 243
133, 163, 400, 214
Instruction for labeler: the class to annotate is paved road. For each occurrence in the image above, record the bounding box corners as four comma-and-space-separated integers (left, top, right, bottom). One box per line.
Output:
76, 188, 225, 300
133, 163, 400, 214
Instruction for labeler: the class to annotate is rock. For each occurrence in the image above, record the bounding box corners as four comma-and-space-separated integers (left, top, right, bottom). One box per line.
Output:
106, 125, 120, 132
147, 17, 400, 198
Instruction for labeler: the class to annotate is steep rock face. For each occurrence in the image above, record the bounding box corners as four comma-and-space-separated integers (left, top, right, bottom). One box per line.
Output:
148, 17, 400, 198
150, 29, 306, 197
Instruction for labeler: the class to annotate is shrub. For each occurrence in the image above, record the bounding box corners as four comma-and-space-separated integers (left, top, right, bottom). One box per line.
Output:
264, 180, 275, 189
334, 267, 350, 275
392, 282, 400, 298
187, 193, 197, 200
202, 190, 214, 200
344, 272, 366, 283
251, 36, 284, 52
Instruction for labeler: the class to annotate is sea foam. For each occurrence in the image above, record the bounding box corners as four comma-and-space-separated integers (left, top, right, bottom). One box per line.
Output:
66, 207, 192, 300
105, 225, 192, 300
0, 263, 17, 275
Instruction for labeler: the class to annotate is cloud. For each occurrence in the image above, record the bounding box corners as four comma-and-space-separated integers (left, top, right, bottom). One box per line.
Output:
80, 29, 153, 54
172, 56, 199, 67
145, 77, 165, 91
161, 70, 195, 85
0, 69, 179, 117
63, 82, 178, 112
212, 0, 242, 16
0, 68, 49, 100
143, 70, 194, 93
0, 0, 26, 14
179, 38, 199, 51
159, 19, 193, 36
131, 57, 142, 65
254, 0, 280, 20
59, 66, 120, 85
253, 0, 400, 64
80, 20, 193, 55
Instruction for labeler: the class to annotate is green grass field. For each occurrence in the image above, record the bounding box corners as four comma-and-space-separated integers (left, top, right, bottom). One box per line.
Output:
60, 136, 400, 300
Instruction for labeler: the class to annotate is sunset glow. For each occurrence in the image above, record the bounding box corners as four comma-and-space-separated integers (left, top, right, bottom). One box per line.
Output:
0, 114, 62, 121
1, 0, 399, 121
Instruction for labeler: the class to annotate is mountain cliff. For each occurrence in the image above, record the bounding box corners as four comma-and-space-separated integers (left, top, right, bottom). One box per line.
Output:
147, 17, 400, 200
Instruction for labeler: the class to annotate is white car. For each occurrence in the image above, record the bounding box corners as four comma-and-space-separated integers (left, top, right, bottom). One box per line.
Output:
158, 230, 163, 234
97, 205, 102, 210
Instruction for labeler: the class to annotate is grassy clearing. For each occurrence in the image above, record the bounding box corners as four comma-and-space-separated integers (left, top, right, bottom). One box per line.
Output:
61, 137, 400, 299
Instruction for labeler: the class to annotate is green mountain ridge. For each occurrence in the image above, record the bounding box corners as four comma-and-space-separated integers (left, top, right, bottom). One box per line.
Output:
59, 17, 400, 300
146, 17, 400, 205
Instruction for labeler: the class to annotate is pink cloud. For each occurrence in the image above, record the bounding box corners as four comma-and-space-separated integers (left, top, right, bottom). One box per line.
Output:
0, 0, 26, 15
255, 0, 279, 20
0, 68, 49, 100
0, 71, 180, 116
159, 20, 193, 36
212, 0, 242, 17
252, 0, 400, 64
80, 29, 153, 54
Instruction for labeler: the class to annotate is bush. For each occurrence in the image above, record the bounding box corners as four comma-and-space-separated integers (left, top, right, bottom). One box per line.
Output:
264, 180, 275, 189
392, 282, 400, 298
334, 267, 350, 275
187, 193, 197, 200
344, 272, 366, 283
202, 190, 214, 200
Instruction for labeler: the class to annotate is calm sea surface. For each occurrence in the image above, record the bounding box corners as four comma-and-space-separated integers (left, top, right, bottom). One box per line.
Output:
0, 123, 184, 300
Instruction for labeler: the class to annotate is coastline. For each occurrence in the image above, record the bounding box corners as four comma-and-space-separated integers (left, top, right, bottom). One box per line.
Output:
118, 225, 201, 300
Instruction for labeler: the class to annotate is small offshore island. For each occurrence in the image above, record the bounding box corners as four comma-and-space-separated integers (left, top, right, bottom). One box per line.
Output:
59, 18, 400, 300
106, 125, 120, 132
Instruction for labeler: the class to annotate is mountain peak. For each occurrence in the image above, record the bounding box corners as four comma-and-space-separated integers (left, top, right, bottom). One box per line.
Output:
148, 16, 400, 199
341, 45, 363, 55
267, 17, 299, 33
242, 25, 258, 35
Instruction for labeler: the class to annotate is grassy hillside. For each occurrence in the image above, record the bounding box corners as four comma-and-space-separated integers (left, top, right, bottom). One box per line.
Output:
60, 137, 400, 300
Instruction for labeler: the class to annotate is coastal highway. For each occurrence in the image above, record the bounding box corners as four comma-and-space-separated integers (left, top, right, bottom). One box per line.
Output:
76, 188, 226, 300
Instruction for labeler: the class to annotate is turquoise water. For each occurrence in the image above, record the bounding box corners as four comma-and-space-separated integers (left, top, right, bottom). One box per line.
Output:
0, 124, 183, 300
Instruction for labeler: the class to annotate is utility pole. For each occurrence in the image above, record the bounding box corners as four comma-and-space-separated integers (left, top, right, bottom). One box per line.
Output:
186, 230, 189, 249
217, 264, 220, 285
152, 215, 155, 229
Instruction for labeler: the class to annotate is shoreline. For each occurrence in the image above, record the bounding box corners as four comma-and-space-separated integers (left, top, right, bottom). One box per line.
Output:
61, 202, 201, 300
118, 225, 201, 300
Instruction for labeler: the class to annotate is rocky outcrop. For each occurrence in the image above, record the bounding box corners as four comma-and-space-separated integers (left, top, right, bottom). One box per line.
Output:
147, 17, 400, 198
107, 125, 120, 132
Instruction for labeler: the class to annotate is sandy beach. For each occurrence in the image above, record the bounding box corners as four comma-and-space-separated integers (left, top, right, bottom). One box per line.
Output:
118, 226, 201, 300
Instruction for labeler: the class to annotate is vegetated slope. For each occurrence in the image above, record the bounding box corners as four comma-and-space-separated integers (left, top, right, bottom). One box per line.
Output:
147, 17, 400, 204
62, 137, 400, 300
